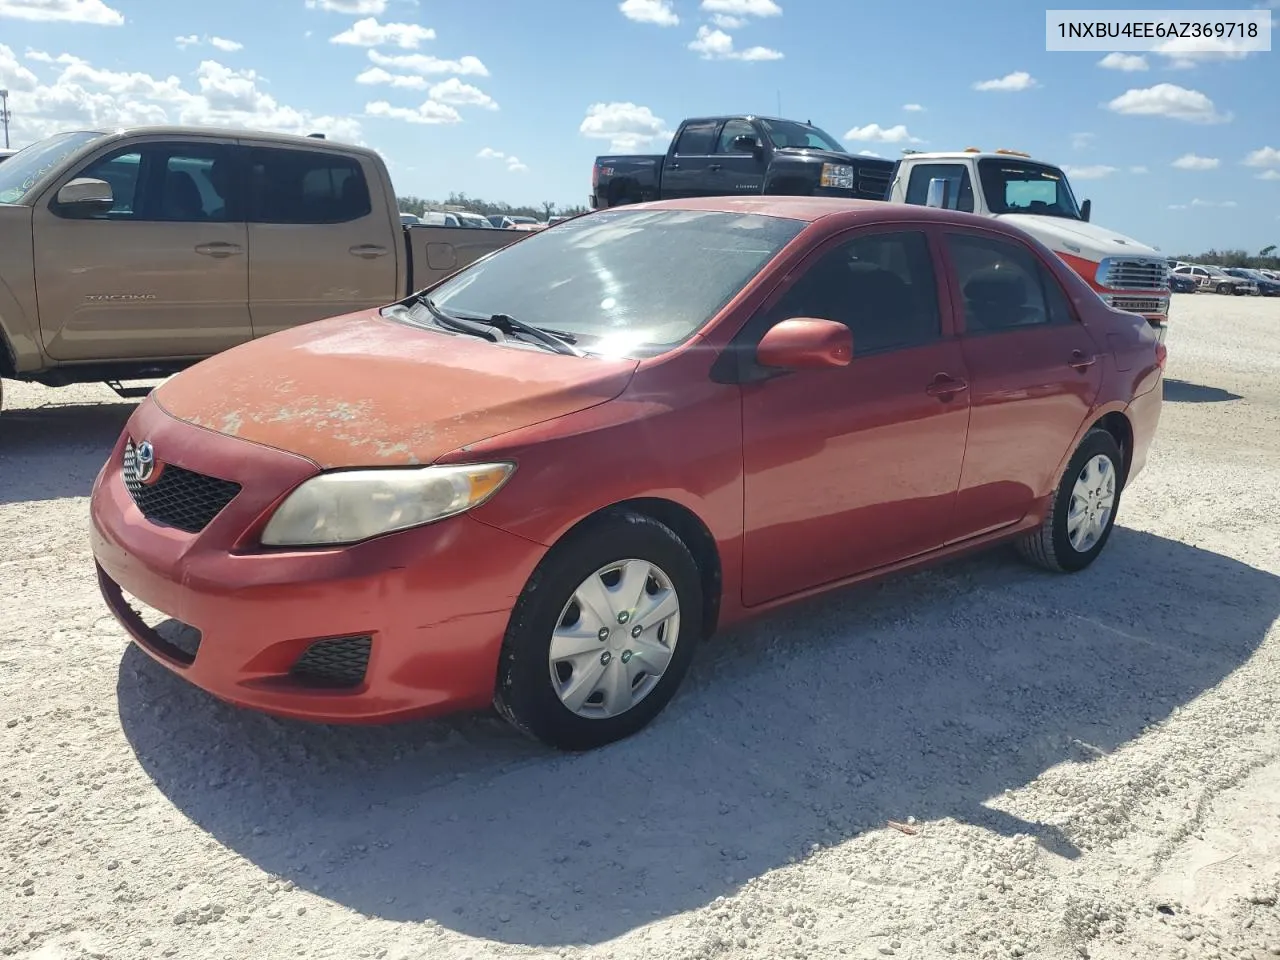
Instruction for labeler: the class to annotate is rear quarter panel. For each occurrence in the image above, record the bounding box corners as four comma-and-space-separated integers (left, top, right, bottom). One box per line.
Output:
0, 204, 42, 373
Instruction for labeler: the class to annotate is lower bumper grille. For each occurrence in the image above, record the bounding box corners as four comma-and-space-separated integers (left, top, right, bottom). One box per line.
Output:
123, 440, 241, 534
290, 635, 372, 688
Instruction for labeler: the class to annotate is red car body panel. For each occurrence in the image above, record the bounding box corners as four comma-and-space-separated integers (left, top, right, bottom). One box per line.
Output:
89, 196, 1164, 725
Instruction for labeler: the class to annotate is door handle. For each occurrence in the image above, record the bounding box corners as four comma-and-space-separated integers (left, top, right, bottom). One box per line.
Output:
666, 163, 680, 170
926, 375, 969, 398
1069, 350, 1098, 371
194, 242, 242, 258
708, 163, 722, 172
349, 244, 389, 259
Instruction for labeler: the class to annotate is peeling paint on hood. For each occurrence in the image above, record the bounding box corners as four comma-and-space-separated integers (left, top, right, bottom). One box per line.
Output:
153, 310, 640, 468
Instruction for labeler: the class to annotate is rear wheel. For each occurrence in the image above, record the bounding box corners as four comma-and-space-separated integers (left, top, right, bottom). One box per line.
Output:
1016, 428, 1123, 573
494, 511, 703, 750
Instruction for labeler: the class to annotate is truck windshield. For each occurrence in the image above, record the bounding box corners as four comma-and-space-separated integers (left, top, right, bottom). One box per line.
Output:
0, 131, 107, 205
758, 119, 845, 153
976, 158, 1082, 220
418, 208, 804, 355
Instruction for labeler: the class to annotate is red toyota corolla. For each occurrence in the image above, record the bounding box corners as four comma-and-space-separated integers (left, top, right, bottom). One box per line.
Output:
90, 197, 1164, 750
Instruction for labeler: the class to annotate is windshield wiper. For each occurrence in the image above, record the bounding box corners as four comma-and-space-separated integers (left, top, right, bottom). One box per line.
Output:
416, 295, 503, 343
484, 313, 585, 357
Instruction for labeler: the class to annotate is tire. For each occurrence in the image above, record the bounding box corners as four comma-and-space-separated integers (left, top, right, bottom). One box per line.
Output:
1217, 283, 1231, 295
494, 510, 703, 750
1016, 428, 1124, 574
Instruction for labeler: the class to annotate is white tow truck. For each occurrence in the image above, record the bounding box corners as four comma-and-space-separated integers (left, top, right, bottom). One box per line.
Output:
886, 147, 1170, 341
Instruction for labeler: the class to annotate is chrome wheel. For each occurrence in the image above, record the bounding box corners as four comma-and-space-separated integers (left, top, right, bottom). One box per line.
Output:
1067, 453, 1116, 553
548, 559, 681, 720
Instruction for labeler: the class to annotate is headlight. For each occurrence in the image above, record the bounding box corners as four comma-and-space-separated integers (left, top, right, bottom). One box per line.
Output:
260, 462, 515, 547
819, 163, 854, 190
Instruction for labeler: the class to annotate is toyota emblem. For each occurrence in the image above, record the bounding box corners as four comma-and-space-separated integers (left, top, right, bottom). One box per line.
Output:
135, 440, 156, 482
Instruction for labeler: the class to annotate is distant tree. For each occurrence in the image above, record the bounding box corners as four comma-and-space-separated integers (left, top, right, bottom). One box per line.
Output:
1262, 245, 1276, 259
1172, 247, 1280, 270
397, 192, 587, 222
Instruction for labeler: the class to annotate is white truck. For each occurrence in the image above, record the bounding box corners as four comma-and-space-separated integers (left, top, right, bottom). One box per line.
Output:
887, 148, 1170, 341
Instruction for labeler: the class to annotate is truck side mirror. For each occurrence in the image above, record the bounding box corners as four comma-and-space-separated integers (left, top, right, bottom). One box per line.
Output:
731, 134, 762, 156
1080, 198, 1092, 222
55, 177, 114, 215
925, 177, 951, 209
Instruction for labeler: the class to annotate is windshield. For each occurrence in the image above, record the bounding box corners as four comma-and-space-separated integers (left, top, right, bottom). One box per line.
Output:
456, 214, 493, 228
0, 131, 106, 205
420, 208, 804, 355
758, 119, 845, 153
977, 158, 1082, 219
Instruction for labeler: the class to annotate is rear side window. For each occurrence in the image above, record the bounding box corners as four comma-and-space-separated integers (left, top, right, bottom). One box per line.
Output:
946, 233, 1075, 333
246, 148, 372, 224
672, 120, 719, 156
764, 230, 942, 355
905, 163, 975, 213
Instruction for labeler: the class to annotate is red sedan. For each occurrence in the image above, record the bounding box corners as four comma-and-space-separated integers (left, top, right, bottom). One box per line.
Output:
90, 197, 1165, 751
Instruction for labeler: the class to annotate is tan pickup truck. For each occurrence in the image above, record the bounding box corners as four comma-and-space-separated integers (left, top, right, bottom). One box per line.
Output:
0, 125, 522, 408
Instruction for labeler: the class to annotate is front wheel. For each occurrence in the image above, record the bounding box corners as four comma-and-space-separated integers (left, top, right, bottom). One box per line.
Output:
1016, 428, 1123, 573
1217, 282, 1232, 295
494, 511, 703, 750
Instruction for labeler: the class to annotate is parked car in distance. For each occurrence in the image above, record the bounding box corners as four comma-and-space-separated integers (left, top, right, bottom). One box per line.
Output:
1223, 267, 1280, 296
0, 126, 523, 409
90, 197, 1165, 750
591, 114, 895, 211
1172, 263, 1256, 296
454, 210, 498, 229
399, 212, 423, 226
1168, 271, 1198, 294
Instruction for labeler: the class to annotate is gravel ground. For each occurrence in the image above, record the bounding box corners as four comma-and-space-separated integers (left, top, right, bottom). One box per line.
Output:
2, 293, 1279, 960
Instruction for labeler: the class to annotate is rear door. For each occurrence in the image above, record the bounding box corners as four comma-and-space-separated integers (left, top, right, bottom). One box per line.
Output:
244, 144, 398, 339
660, 120, 722, 200
32, 138, 250, 361
711, 119, 767, 195
941, 228, 1104, 540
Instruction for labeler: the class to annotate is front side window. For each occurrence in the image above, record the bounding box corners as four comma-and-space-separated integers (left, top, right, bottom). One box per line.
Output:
56, 142, 236, 222
422, 208, 804, 354
246, 148, 371, 224
976, 159, 1081, 219
905, 163, 975, 213
717, 120, 758, 154
762, 230, 942, 355
946, 232, 1075, 333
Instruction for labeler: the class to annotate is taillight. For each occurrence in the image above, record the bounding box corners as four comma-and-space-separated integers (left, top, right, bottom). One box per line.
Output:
1155, 342, 1167, 369
591, 163, 600, 190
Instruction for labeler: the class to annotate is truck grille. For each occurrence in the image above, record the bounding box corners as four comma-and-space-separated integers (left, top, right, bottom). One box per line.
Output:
1097, 257, 1168, 291
123, 440, 241, 534
1105, 295, 1168, 316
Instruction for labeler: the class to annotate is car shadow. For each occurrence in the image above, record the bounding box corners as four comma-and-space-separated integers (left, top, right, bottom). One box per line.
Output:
0, 401, 135, 504
116, 528, 1277, 947
1162, 379, 1242, 404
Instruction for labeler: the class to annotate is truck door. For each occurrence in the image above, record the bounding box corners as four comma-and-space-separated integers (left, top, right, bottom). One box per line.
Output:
661, 120, 722, 200
711, 119, 767, 196
244, 145, 398, 339
31, 138, 252, 362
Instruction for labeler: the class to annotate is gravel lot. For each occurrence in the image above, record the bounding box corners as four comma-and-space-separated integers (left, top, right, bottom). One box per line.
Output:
2, 293, 1278, 960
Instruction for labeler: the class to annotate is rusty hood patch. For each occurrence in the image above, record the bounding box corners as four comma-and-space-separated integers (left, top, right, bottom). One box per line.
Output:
152, 310, 639, 468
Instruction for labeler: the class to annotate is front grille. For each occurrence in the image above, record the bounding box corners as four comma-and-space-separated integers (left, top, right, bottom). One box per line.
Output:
123, 440, 241, 534
289, 635, 372, 688
1106, 296, 1167, 315
1099, 257, 1168, 291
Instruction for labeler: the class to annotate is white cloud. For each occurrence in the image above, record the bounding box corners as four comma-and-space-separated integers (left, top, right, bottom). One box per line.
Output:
1130, 165, 1149, 174
619, 0, 678, 26
367, 49, 488, 76
1061, 164, 1118, 179
1105, 83, 1230, 124
175, 34, 200, 49
477, 147, 504, 159
354, 66, 428, 89
330, 17, 435, 48
688, 25, 782, 60
700, 0, 782, 16
843, 123, 920, 144
209, 37, 243, 53
902, 103, 924, 112
365, 99, 460, 125
0, 0, 122, 24
427, 77, 496, 110
857, 149, 882, 158
1190, 198, 1237, 208
1098, 52, 1148, 71
1167, 204, 1188, 210
1155, 35, 1256, 68
710, 13, 745, 27
973, 71, 1037, 92
580, 101, 670, 153
505, 156, 527, 173
1172, 153, 1219, 170
0, 42, 38, 90
305, 0, 386, 12
1258, 169, 1280, 181
1070, 131, 1095, 150
1244, 146, 1280, 167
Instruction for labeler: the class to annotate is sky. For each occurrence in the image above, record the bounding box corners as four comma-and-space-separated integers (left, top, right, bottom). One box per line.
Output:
0, 0, 1277, 254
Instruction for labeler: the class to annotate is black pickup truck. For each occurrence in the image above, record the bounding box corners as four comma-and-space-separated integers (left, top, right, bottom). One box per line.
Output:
590, 115, 895, 209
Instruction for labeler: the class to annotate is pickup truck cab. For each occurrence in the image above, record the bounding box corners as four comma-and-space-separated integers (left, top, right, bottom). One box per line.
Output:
590, 115, 894, 209
887, 149, 1170, 340
0, 126, 521, 409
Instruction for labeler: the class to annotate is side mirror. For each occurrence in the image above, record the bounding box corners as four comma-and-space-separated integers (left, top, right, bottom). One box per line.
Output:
1080, 198, 1092, 222
925, 177, 951, 209
757, 318, 852, 371
56, 177, 114, 211
731, 134, 760, 154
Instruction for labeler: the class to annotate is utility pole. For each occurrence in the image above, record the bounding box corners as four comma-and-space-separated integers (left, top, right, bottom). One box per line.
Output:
0, 89, 10, 149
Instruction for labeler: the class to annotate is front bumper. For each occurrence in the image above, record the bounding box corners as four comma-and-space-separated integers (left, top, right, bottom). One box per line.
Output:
89, 398, 546, 724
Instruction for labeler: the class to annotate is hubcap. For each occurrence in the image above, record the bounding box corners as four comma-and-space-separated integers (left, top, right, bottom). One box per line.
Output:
1066, 453, 1116, 553
548, 559, 681, 720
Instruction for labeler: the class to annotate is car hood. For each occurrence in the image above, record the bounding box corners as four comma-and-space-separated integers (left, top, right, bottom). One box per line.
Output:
152, 311, 639, 469
773, 147, 875, 167
996, 214, 1161, 260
